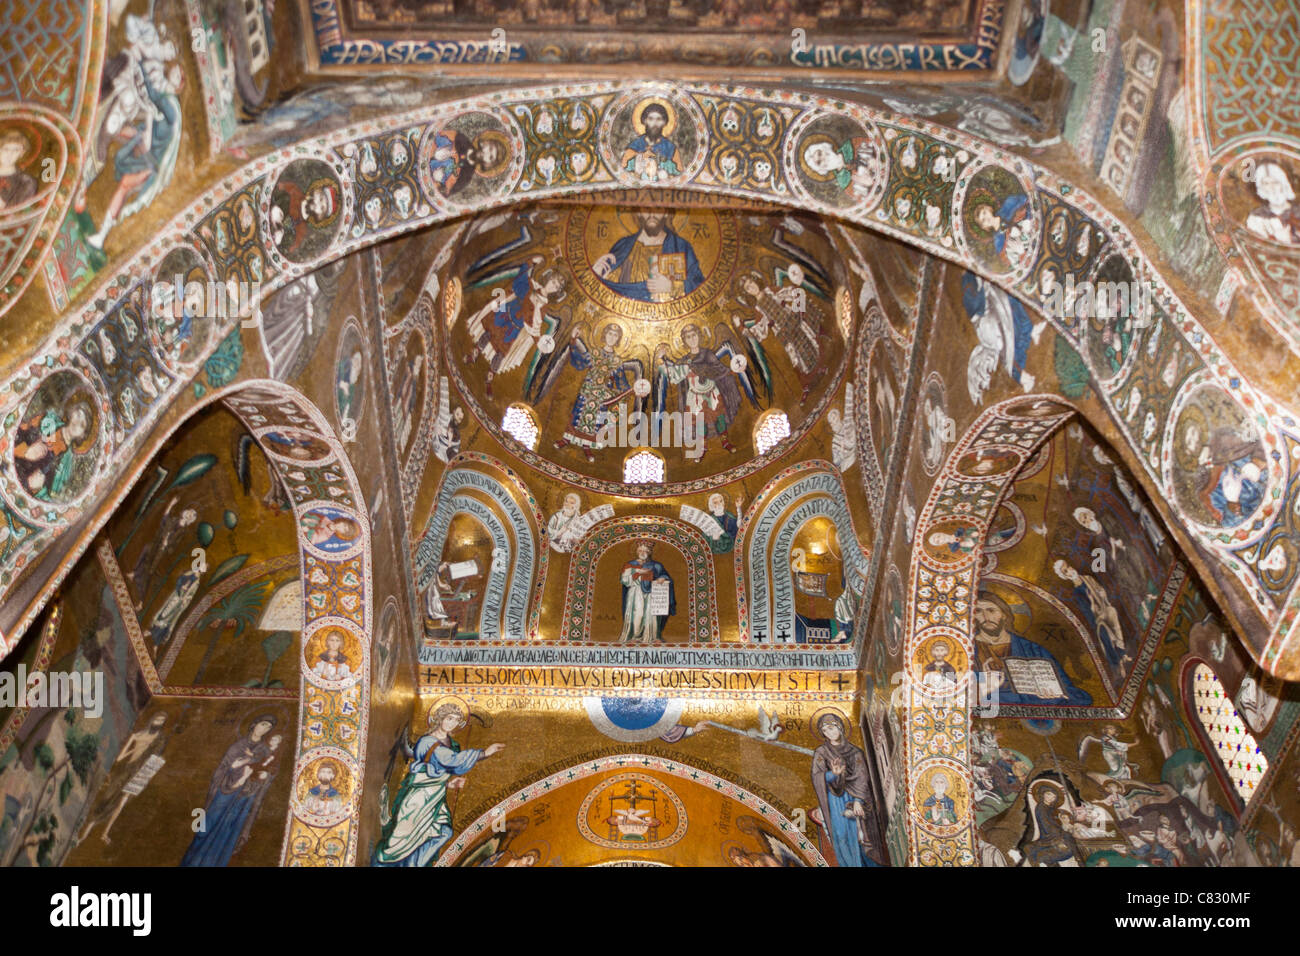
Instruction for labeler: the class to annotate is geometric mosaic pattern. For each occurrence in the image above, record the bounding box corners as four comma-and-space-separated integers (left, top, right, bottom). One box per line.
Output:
1190, 661, 1268, 803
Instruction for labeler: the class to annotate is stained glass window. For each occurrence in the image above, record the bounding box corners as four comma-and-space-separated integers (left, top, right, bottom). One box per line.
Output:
502, 404, 539, 450
623, 449, 664, 484
1191, 662, 1267, 800
754, 410, 790, 456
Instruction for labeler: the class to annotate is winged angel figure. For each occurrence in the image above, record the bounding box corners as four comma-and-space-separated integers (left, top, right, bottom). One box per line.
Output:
530, 321, 649, 462
652, 322, 765, 459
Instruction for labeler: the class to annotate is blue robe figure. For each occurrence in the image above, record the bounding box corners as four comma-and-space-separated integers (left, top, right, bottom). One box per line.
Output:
923, 792, 957, 825
962, 270, 1034, 386
427, 130, 476, 197
706, 509, 739, 554
810, 714, 882, 867
373, 733, 488, 866
623, 134, 680, 175
597, 228, 705, 302
989, 193, 1031, 258
990, 631, 1092, 706
181, 716, 279, 866
1199, 430, 1267, 529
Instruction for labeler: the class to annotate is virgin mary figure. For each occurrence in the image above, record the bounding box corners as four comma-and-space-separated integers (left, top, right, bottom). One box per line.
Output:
810, 709, 883, 867
180, 713, 282, 866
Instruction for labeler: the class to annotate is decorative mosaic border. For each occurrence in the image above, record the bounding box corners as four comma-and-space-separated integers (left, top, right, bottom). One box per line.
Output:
304, 0, 1003, 76
904, 395, 1072, 865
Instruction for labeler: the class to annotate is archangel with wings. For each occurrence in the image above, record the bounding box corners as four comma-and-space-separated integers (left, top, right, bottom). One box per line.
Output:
652, 322, 764, 459
532, 322, 646, 462
733, 262, 832, 403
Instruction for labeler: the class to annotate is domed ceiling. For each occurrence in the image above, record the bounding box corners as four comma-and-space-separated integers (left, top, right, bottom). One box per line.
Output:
442, 194, 854, 494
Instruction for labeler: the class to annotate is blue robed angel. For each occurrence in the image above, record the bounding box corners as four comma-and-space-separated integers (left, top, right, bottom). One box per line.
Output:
372, 703, 504, 866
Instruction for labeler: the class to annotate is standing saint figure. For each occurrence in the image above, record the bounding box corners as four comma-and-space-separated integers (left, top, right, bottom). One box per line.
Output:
373, 700, 504, 866
77, 712, 170, 846
618, 541, 675, 643
810, 711, 882, 867
181, 713, 283, 866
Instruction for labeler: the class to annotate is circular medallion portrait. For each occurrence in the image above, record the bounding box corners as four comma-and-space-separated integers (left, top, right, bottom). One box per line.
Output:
1170, 384, 1271, 531
266, 158, 347, 264
0, 113, 64, 215
958, 164, 1038, 276
300, 505, 364, 556
598, 90, 707, 189
921, 517, 982, 567
1219, 151, 1300, 248
294, 748, 354, 828
785, 111, 887, 212
11, 370, 103, 509
954, 446, 1021, 479
259, 425, 334, 464
913, 762, 969, 832
910, 631, 969, 697
303, 621, 363, 686
419, 109, 521, 207
149, 245, 215, 371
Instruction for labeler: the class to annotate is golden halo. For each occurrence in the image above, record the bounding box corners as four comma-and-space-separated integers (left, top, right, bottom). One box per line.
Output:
424, 695, 470, 729
632, 96, 678, 137
678, 322, 710, 347
797, 133, 840, 183
596, 319, 626, 346
472, 129, 513, 178
810, 706, 850, 741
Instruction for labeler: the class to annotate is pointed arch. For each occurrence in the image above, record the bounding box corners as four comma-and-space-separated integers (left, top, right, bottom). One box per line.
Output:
902, 394, 1074, 865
